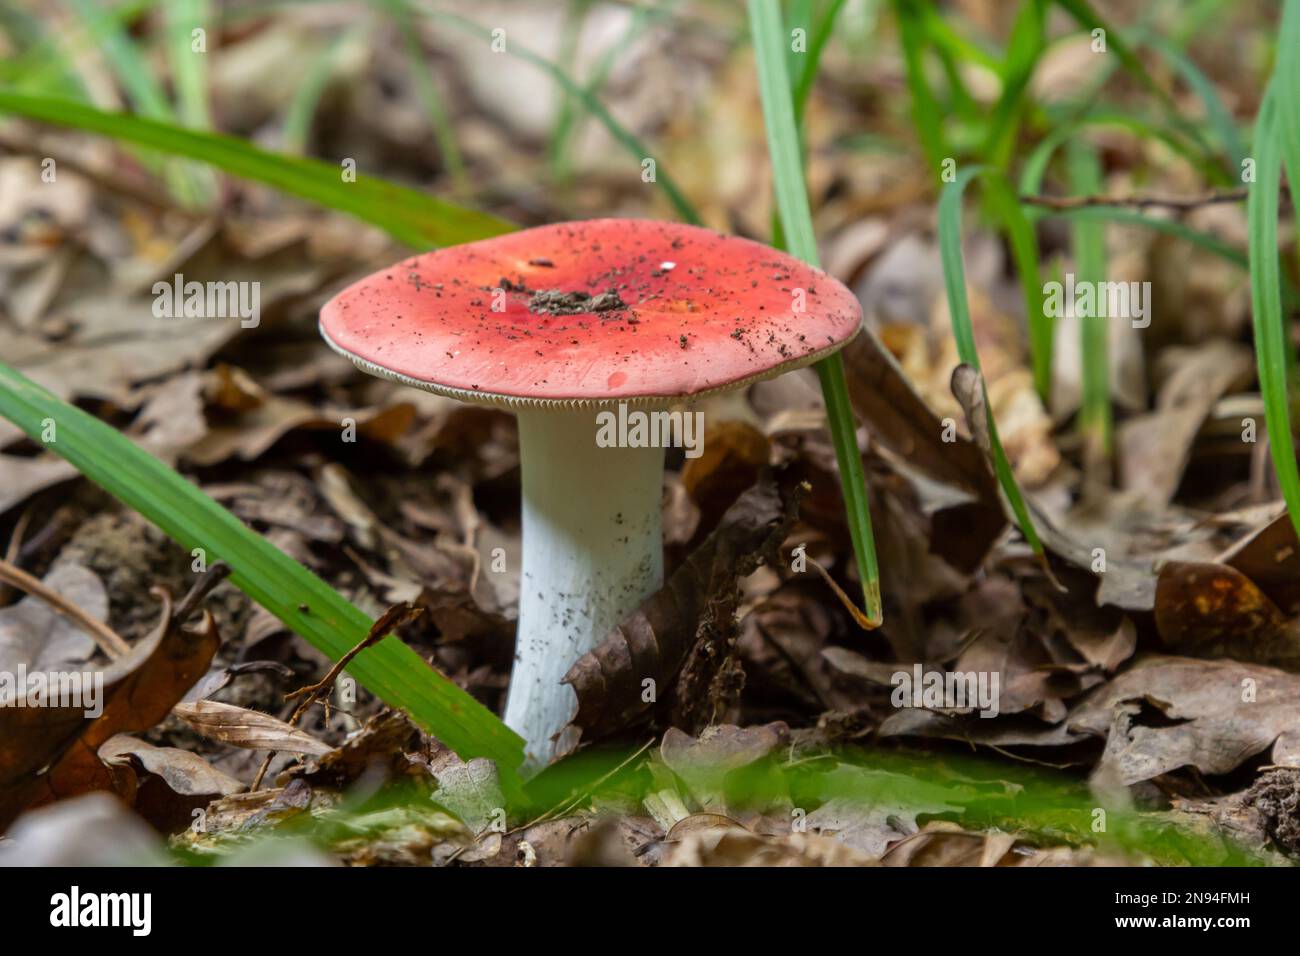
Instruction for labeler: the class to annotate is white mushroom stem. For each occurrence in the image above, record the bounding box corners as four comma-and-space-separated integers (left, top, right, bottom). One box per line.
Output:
503, 406, 665, 769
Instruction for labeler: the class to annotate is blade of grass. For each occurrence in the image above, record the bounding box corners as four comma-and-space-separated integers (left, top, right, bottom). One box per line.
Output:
1053, 0, 1228, 183
165, 0, 219, 206
1247, 89, 1300, 542
1066, 139, 1111, 460
1252, 0, 1300, 540
167, 0, 213, 130
0, 90, 513, 248
282, 23, 369, 155
891, 0, 947, 177
548, 0, 667, 182
546, 0, 592, 176
389, 0, 469, 195
774, 0, 847, 255
1277, 0, 1300, 183
749, 0, 881, 625
63, 0, 209, 205
940, 166, 1049, 561
980, 0, 1046, 171
791, 0, 848, 126
983, 173, 1052, 403
1020, 110, 1209, 211
0, 361, 525, 770
919, 4, 1000, 73
1146, 34, 1246, 172
421, 4, 702, 225
64, 0, 172, 120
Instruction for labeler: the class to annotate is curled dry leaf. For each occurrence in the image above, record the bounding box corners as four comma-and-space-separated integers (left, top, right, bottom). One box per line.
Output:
1219, 509, 1300, 615
172, 700, 333, 756
562, 471, 802, 744
98, 734, 243, 797
1070, 656, 1300, 785
1155, 560, 1300, 668
0, 590, 221, 828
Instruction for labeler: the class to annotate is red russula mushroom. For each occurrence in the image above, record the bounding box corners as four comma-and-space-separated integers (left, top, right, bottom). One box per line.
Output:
321, 219, 861, 767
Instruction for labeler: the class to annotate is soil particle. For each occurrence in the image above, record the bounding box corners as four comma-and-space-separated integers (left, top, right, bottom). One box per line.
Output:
528, 288, 625, 316
1243, 768, 1300, 855
59, 509, 251, 645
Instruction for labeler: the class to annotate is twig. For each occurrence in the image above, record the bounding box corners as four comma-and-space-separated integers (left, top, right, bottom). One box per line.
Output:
250, 602, 425, 792
172, 561, 232, 625
0, 556, 130, 657
1020, 183, 1291, 212
283, 602, 424, 707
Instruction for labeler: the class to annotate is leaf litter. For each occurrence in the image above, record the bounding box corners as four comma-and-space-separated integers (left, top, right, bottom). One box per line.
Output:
1, 4, 1299, 869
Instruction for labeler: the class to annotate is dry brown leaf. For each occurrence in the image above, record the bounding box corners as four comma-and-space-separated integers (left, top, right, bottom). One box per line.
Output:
679, 419, 770, 526
1118, 341, 1253, 506
1069, 655, 1300, 785
1155, 560, 1300, 668
562, 471, 802, 744
98, 734, 243, 797
0, 589, 221, 828
172, 700, 333, 756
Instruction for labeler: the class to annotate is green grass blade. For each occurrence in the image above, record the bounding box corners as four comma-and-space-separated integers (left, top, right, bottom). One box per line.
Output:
62, 0, 209, 205
1147, 35, 1246, 171
980, 0, 1046, 171
423, 5, 702, 225
390, 0, 469, 195
1278, 0, 1300, 181
1247, 90, 1300, 542
983, 173, 1051, 403
0, 90, 513, 248
167, 0, 214, 130
1052, 0, 1227, 183
891, 0, 947, 177
750, 0, 882, 624
1066, 139, 1111, 458
0, 361, 525, 770
791, 0, 846, 125
939, 166, 1047, 558
1020, 110, 1213, 210
65, 0, 173, 120
548, 1, 664, 182
282, 23, 369, 154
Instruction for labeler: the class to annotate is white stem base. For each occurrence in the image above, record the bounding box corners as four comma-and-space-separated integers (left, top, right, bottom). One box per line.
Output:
503, 407, 665, 769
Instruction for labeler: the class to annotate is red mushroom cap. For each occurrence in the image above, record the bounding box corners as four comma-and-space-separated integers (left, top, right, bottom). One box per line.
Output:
320, 219, 862, 407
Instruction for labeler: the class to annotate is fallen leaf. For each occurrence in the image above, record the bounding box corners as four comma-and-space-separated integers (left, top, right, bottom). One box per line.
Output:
563, 471, 802, 744
1069, 655, 1300, 785
0, 561, 108, 670
0, 589, 221, 828
1118, 341, 1253, 506
804, 765, 962, 858
98, 734, 243, 797
172, 700, 333, 756
1155, 560, 1300, 667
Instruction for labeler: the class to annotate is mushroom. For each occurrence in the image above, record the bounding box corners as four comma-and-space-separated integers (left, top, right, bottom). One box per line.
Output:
320, 219, 861, 768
